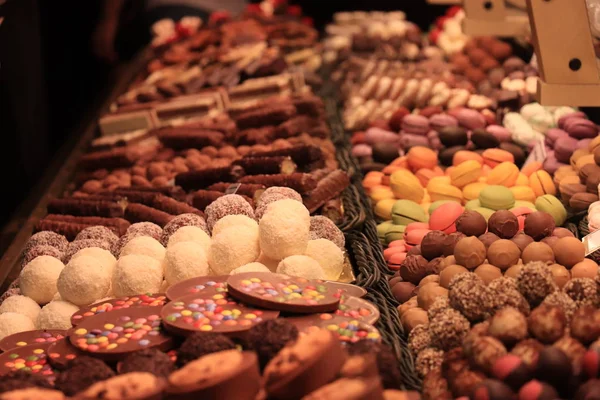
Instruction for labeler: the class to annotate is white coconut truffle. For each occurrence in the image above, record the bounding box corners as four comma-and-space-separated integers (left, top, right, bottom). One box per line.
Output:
70, 247, 117, 276
211, 215, 259, 237
167, 226, 211, 254
164, 242, 210, 285
209, 227, 260, 275
36, 300, 79, 330
230, 262, 271, 275
0, 295, 41, 322
120, 236, 166, 262
57, 256, 112, 306
259, 199, 310, 261
304, 239, 345, 281
276, 255, 326, 280
112, 255, 163, 297
257, 252, 279, 272
160, 280, 169, 293
0, 312, 36, 340
19, 255, 65, 304
52, 292, 62, 301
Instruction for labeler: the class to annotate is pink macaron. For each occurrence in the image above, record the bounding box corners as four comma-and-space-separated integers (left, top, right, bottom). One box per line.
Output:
429, 202, 464, 233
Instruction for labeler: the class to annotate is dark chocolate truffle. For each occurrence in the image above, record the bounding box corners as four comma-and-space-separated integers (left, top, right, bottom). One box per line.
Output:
535, 347, 572, 390
524, 212, 555, 241
420, 231, 448, 261
0, 371, 53, 394
442, 232, 466, 257
456, 211, 488, 237
392, 282, 416, 304
488, 211, 519, 239
246, 319, 299, 370
407, 246, 422, 257
54, 356, 115, 396
400, 255, 429, 284
118, 348, 174, 378
176, 332, 236, 367
518, 380, 559, 400
511, 232, 534, 252
479, 232, 501, 249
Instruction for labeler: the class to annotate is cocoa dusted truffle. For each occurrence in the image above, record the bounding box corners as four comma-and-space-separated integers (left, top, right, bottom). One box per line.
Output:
474, 264, 503, 285
524, 212, 555, 241
126, 222, 162, 240
0, 371, 53, 394
521, 242, 555, 265
479, 232, 500, 249
416, 348, 444, 377
246, 319, 299, 370
442, 232, 466, 257
489, 277, 531, 315
75, 226, 119, 247
487, 240, 521, 271
21, 245, 63, 268
118, 348, 174, 378
62, 239, 112, 263
569, 306, 600, 345
449, 273, 494, 322
516, 262, 558, 306
488, 211, 519, 239
24, 231, 68, 255
429, 308, 470, 351
400, 255, 429, 284
511, 339, 545, 368
176, 332, 236, 367
54, 356, 115, 396
454, 237, 487, 269
408, 324, 431, 356
421, 231, 448, 261
510, 232, 534, 252
488, 307, 528, 346
456, 211, 487, 237
542, 291, 577, 321
562, 277, 600, 307
528, 304, 567, 344
309, 216, 345, 250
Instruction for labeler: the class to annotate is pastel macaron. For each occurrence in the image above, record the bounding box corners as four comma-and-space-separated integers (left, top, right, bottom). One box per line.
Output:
404, 228, 431, 248
529, 170, 557, 197
427, 181, 464, 203
463, 182, 488, 202
392, 200, 429, 225
390, 170, 425, 203
479, 185, 516, 210
486, 162, 519, 187
375, 199, 397, 220
481, 148, 515, 168
450, 160, 482, 188
429, 202, 464, 233
406, 146, 438, 170
510, 186, 536, 203
535, 194, 567, 226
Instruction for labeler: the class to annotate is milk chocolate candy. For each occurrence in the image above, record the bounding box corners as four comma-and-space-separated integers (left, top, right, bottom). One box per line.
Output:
46, 339, 81, 370
161, 292, 279, 338
78, 148, 137, 171
247, 145, 324, 169
166, 350, 260, 400
165, 276, 228, 301
304, 170, 350, 213
291, 94, 325, 118
226, 272, 340, 314
103, 189, 157, 206
34, 219, 94, 241
156, 128, 225, 150
47, 198, 124, 218
207, 182, 266, 199
43, 214, 130, 236
175, 166, 245, 191
0, 330, 66, 352
116, 186, 187, 202
151, 195, 203, 217
239, 173, 317, 194
68, 307, 172, 361
71, 294, 167, 326
234, 156, 297, 176
234, 105, 296, 130
125, 203, 174, 227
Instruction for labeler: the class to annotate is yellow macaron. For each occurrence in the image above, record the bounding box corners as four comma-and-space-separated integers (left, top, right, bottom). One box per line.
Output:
390, 169, 425, 203
529, 170, 557, 197
463, 182, 488, 201
450, 160, 483, 189
486, 162, 519, 187
510, 186, 537, 203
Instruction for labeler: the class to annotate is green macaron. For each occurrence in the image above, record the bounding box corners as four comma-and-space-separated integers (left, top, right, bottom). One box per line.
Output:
377, 221, 394, 244
479, 185, 515, 210
391, 199, 428, 226
385, 224, 407, 245
535, 195, 567, 226
465, 199, 481, 211
512, 200, 537, 211
472, 207, 495, 221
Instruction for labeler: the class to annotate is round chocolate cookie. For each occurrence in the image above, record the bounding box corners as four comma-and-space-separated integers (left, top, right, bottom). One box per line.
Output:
69, 307, 172, 361
71, 294, 167, 326
165, 276, 229, 301
0, 330, 66, 352
226, 272, 341, 314
161, 292, 279, 337
117, 348, 174, 378
246, 320, 299, 370
53, 356, 115, 396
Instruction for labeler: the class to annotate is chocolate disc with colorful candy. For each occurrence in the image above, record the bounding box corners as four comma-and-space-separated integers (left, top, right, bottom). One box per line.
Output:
319, 281, 367, 298
165, 276, 228, 301
71, 293, 167, 326
287, 316, 382, 344
0, 329, 66, 352
226, 272, 340, 314
0, 342, 55, 381
47, 338, 81, 369
334, 295, 380, 324
161, 292, 279, 337
68, 306, 172, 361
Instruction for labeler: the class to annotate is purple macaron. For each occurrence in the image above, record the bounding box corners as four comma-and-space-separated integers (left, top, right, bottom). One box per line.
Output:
365, 127, 401, 145
557, 111, 587, 130
563, 118, 599, 139
545, 128, 569, 147
429, 114, 458, 132
352, 144, 373, 157
554, 136, 579, 163
401, 114, 430, 135
399, 133, 430, 149
456, 108, 486, 130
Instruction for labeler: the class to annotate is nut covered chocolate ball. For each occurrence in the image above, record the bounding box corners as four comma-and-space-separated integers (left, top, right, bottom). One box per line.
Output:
429, 308, 470, 351
516, 262, 558, 306
454, 237, 487, 269
408, 324, 431, 356
468, 336, 508, 374
479, 232, 501, 249
488, 211, 519, 239
489, 277, 531, 315
400, 255, 429, 285
416, 348, 444, 377
552, 237, 585, 268
449, 273, 494, 322
563, 277, 600, 307
421, 231, 448, 261
528, 304, 567, 344
570, 306, 600, 345
524, 212, 556, 241
456, 211, 488, 237
510, 232, 534, 252
487, 240, 521, 271
542, 291, 577, 321
488, 307, 528, 347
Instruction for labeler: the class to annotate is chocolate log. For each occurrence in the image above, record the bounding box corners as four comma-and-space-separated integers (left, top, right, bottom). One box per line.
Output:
233, 156, 296, 176
152, 194, 204, 217
303, 170, 350, 213
44, 214, 130, 236
235, 127, 276, 146
175, 166, 245, 191
246, 145, 324, 169
47, 198, 124, 218
156, 127, 225, 150
124, 203, 174, 227
114, 186, 187, 202
34, 219, 93, 241
310, 168, 333, 182
207, 182, 266, 199
291, 94, 325, 118
78, 148, 136, 171
275, 116, 319, 139
321, 198, 344, 225
239, 173, 317, 194
234, 105, 296, 130
101, 189, 157, 206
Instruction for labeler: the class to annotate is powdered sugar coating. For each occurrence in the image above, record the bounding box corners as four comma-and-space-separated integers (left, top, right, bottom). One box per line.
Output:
63, 240, 112, 264
24, 231, 68, 254
309, 216, 345, 250
22, 245, 63, 268
75, 226, 119, 247
160, 214, 208, 246
126, 222, 163, 240
209, 227, 260, 275
205, 194, 255, 232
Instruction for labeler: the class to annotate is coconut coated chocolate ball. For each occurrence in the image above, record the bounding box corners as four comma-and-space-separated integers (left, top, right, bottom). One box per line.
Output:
259, 199, 310, 260
0, 312, 36, 341
167, 226, 211, 254
487, 240, 521, 271
524, 212, 556, 241
309, 216, 345, 250
160, 213, 208, 246
454, 237, 487, 269
119, 348, 174, 378
276, 255, 325, 280
126, 222, 162, 241
19, 255, 65, 305
210, 226, 261, 275
112, 255, 163, 297
304, 239, 344, 281
421, 231, 448, 261
206, 194, 255, 232
164, 241, 210, 285
552, 237, 585, 268
36, 300, 79, 330
24, 231, 68, 255
511, 233, 534, 252
563, 277, 599, 307
429, 308, 470, 351
488, 307, 528, 346
212, 215, 259, 238
488, 211, 519, 239
57, 256, 111, 306
230, 262, 271, 274
456, 211, 488, 237
21, 245, 63, 268
70, 247, 117, 276
176, 332, 236, 367
120, 236, 166, 262
246, 319, 299, 370
0, 295, 41, 322
75, 226, 119, 248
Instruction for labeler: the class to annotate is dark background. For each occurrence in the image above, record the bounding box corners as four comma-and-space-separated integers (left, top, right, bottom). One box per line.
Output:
0, 1, 446, 231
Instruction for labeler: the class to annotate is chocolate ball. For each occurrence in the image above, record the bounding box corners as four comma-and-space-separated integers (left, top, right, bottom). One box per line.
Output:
570, 306, 600, 345
422, 370, 453, 399
417, 282, 448, 311
563, 277, 600, 308
474, 264, 503, 285
540, 236, 558, 249
505, 264, 523, 279
372, 142, 400, 164
511, 339, 545, 369
499, 143, 526, 166
518, 380, 559, 400
177, 332, 236, 367
449, 368, 487, 398
408, 324, 431, 356
571, 259, 599, 279
429, 308, 470, 351
521, 243, 555, 265
553, 237, 585, 268
552, 227, 574, 238
454, 237, 487, 269
456, 211, 488, 237
487, 239, 521, 271
479, 232, 501, 249
528, 304, 567, 344
407, 246, 422, 257
491, 354, 533, 391
401, 307, 429, 332
468, 336, 508, 373
553, 335, 586, 375
542, 292, 577, 322
400, 255, 429, 284
421, 231, 448, 261
488, 307, 528, 347
449, 274, 494, 322
392, 281, 416, 304
398, 297, 418, 317
440, 265, 469, 288
442, 232, 467, 257
471, 379, 516, 400
439, 146, 466, 166
511, 233, 534, 252
416, 348, 444, 377
548, 264, 570, 289
535, 347, 572, 390
524, 212, 556, 241
488, 211, 519, 239
420, 274, 440, 286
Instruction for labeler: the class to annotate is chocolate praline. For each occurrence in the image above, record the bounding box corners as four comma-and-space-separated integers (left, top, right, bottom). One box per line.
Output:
416, 348, 444, 377
570, 306, 600, 344
471, 129, 500, 149
516, 261, 558, 306
400, 255, 429, 284
542, 291, 576, 321
527, 304, 567, 344
479, 232, 501, 249
421, 231, 448, 261
449, 275, 494, 322
511, 232, 534, 252
442, 232, 467, 257
524, 212, 556, 241
408, 324, 431, 356
429, 309, 470, 351
407, 246, 422, 256
456, 211, 488, 237
488, 210, 519, 239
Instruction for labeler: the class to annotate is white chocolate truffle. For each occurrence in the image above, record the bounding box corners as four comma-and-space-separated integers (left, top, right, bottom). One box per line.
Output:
164, 242, 210, 285
70, 247, 117, 276
36, 300, 79, 330
0, 312, 36, 340
209, 227, 260, 275
276, 255, 326, 280
304, 239, 345, 281
52, 292, 62, 301
259, 199, 310, 260
257, 252, 279, 272
230, 262, 271, 275
57, 256, 112, 306
167, 226, 211, 254
0, 295, 41, 322
160, 280, 169, 293
112, 255, 163, 297
211, 215, 259, 237
19, 255, 65, 304
120, 236, 166, 262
